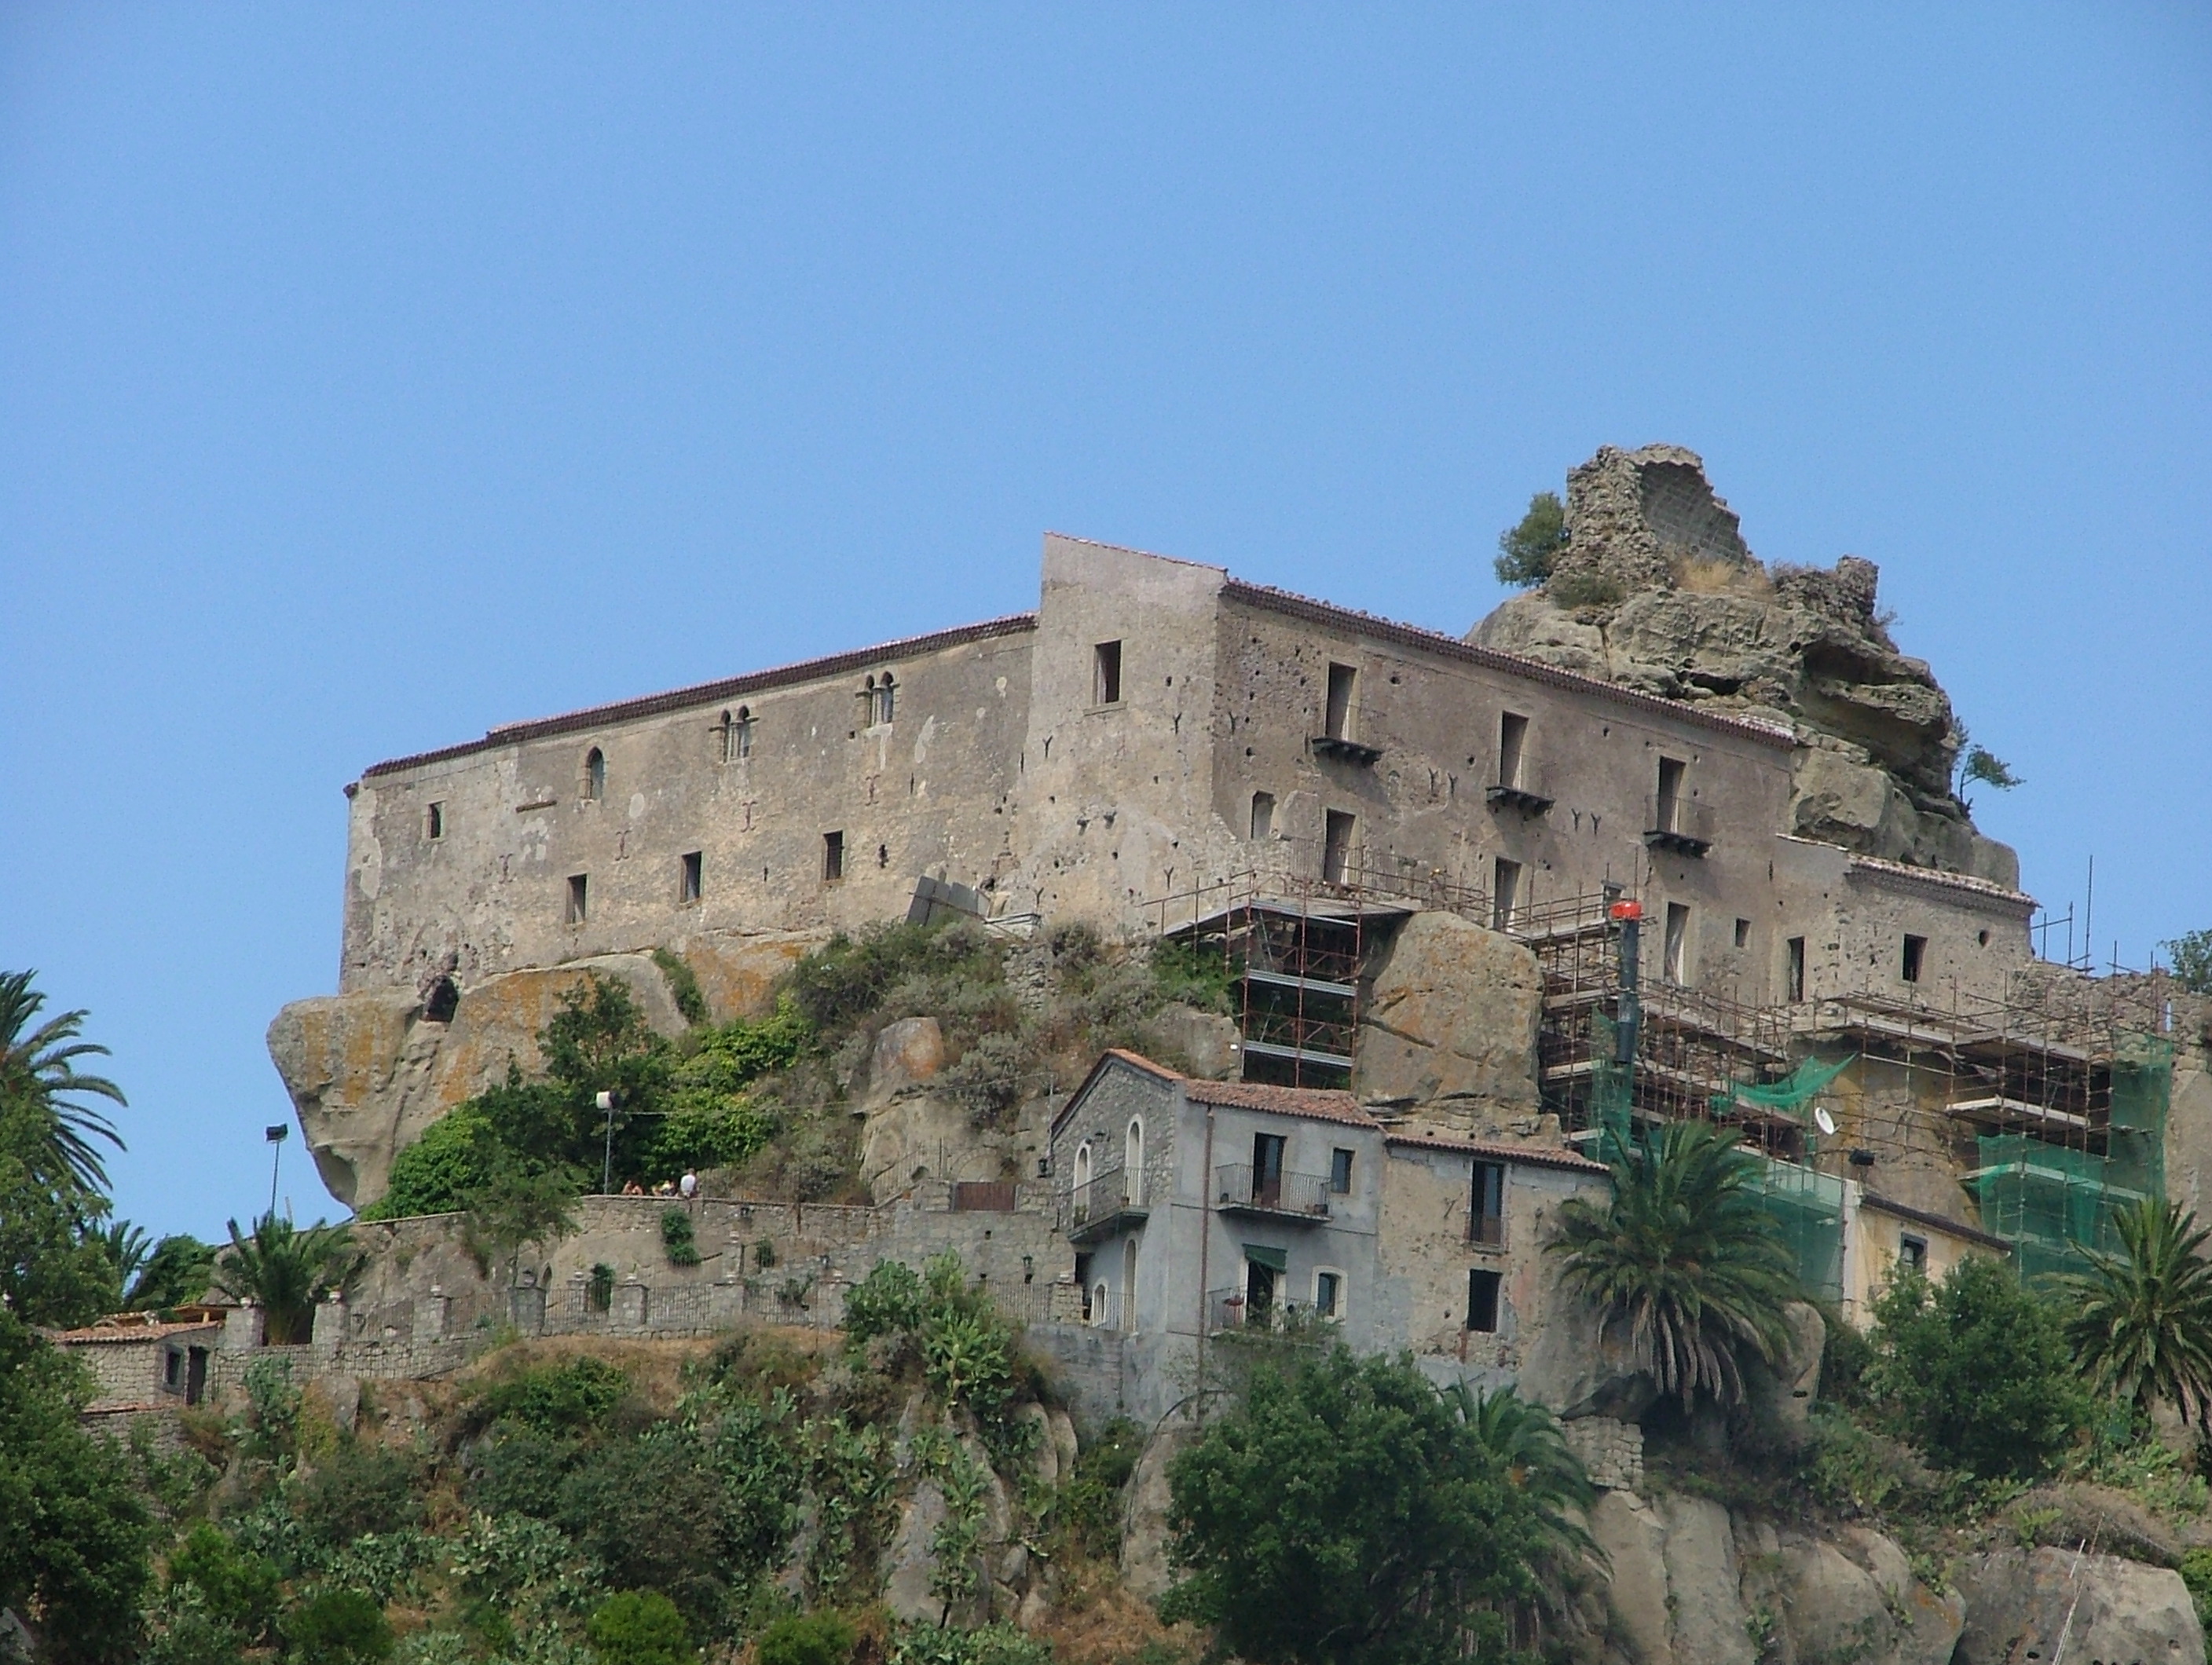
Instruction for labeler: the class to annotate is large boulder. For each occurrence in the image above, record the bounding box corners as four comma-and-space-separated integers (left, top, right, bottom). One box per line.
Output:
1358, 912, 1541, 1113
268, 953, 690, 1209
677, 930, 823, 1021
1120, 1421, 1195, 1601
1952, 1546, 2203, 1665
1470, 444, 2020, 876
1591, 1492, 1756, 1665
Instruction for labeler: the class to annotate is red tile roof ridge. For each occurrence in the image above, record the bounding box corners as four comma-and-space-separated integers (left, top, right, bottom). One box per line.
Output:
1382, 1129, 1611, 1175
50, 1315, 224, 1343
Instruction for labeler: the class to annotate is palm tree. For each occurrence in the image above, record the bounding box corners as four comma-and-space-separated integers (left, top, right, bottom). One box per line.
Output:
90, 1217, 152, 1302
0, 969, 126, 1197
2061, 1196, 2212, 1429
1442, 1381, 1601, 1612
1547, 1119, 1800, 1409
213, 1213, 361, 1345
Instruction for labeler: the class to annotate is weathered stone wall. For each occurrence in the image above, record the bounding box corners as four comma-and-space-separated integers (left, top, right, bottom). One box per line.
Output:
340, 620, 1037, 996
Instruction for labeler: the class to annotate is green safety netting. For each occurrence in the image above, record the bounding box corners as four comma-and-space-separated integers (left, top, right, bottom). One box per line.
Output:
1751, 1158, 1848, 1303
1968, 1035, 2172, 1283
1710, 1053, 1855, 1122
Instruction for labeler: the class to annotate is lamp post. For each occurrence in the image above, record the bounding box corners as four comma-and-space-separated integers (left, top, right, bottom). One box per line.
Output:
265, 1125, 289, 1220
598, 1091, 617, 1195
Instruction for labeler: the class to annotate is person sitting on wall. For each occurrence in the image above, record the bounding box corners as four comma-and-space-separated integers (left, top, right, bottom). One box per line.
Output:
621, 1180, 645, 1197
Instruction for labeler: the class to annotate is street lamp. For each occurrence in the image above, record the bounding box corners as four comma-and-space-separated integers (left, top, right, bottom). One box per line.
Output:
597, 1091, 617, 1195
265, 1124, 289, 1220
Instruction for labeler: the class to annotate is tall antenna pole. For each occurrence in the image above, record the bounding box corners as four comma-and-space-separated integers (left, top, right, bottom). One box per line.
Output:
264, 1125, 288, 1221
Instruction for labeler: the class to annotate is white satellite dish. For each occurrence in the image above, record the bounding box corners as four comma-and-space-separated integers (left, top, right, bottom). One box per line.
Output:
1814, 1105, 1838, 1136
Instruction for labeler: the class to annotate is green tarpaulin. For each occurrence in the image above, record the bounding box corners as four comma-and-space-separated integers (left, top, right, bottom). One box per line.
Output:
1243, 1244, 1288, 1273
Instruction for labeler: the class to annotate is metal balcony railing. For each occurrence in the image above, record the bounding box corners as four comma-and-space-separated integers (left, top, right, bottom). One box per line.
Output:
1208, 1288, 1331, 1334
1059, 1164, 1148, 1242
1213, 1163, 1332, 1220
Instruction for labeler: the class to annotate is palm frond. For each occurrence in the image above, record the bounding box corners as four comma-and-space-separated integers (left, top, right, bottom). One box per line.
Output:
0, 968, 128, 1196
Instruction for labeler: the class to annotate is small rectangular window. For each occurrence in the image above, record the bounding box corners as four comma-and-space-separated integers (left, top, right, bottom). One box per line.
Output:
1903, 934, 1927, 984
163, 1349, 181, 1389
1492, 858, 1522, 931
566, 873, 588, 924
1324, 662, 1357, 740
1786, 937, 1807, 1003
1249, 791, 1276, 841
822, 832, 845, 884
1471, 1161, 1505, 1246
1467, 1268, 1502, 1333
1497, 712, 1528, 789
426, 802, 445, 840
1664, 902, 1690, 984
1734, 917, 1750, 949
1315, 1271, 1341, 1318
1899, 1235, 1928, 1273
679, 851, 703, 904
1093, 640, 1122, 705
1329, 1148, 1353, 1194
1322, 809, 1355, 886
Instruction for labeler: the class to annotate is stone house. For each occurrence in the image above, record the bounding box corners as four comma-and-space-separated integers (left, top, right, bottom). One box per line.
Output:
1044, 1048, 1611, 1422
48, 1309, 223, 1412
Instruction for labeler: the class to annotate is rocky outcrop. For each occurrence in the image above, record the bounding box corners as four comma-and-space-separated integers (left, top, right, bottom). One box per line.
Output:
269, 933, 817, 1209
1357, 912, 1541, 1116
1952, 1546, 2203, 1665
1472, 445, 2017, 880
1120, 1420, 1196, 1601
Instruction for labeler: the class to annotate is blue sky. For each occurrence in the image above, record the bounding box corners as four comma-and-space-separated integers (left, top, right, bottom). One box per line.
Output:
3, 5, 2207, 1241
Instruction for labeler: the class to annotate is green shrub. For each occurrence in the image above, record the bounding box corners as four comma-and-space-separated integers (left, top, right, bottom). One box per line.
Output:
1866, 1258, 2093, 1481
650, 950, 709, 1026
284, 1587, 394, 1664
2181, 1546, 2212, 1628
647, 1099, 774, 1176
755, 1611, 855, 1665
558, 1432, 733, 1624
587, 1591, 689, 1665
588, 1262, 616, 1312
1148, 939, 1233, 1015
888, 1623, 1050, 1665
167, 1524, 284, 1643
467, 1424, 582, 1520
1546, 569, 1624, 610
1057, 1418, 1144, 1557
364, 1102, 499, 1220
292, 1441, 421, 1547
472, 1357, 629, 1436
940, 1032, 1032, 1128
843, 1260, 927, 1345
661, 1208, 701, 1268
1494, 491, 1568, 587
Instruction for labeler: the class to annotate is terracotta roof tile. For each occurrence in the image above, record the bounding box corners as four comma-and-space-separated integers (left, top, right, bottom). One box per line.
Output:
49, 1315, 223, 1345
1383, 1130, 1611, 1176
1181, 1078, 1377, 1126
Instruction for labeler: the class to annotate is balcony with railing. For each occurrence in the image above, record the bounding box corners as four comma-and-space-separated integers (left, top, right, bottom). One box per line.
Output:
1643, 793, 1717, 858
1059, 1163, 1148, 1246
1207, 1288, 1335, 1334
1213, 1162, 1332, 1222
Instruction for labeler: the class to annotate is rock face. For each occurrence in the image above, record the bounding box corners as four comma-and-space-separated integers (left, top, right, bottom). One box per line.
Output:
1953, 1547, 2203, 1665
1357, 912, 1542, 1114
268, 935, 815, 1209
1472, 445, 2016, 881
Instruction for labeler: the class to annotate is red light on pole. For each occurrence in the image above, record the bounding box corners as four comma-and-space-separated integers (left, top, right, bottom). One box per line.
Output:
1609, 900, 1643, 921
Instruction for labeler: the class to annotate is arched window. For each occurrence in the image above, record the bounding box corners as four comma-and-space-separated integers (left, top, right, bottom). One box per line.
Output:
1125, 1118, 1144, 1206
1091, 1282, 1111, 1328
718, 708, 754, 763
877, 671, 896, 725
583, 747, 606, 801
1074, 1140, 1093, 1195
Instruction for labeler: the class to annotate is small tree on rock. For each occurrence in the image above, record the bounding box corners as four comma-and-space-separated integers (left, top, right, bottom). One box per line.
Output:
1494, 492, 1568, 588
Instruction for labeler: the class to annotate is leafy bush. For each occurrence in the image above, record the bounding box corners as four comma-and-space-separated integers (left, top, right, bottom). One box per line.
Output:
940, 1031, 1031, 1128
588, 1263, 615, 1312
662, 1208, 701, 1267
284, 1587, 394, 1664
888, 1623, 1049, 1665
468, 1424, 583, 1520
1547, 569, 1624, 610
586, 1590, 689, 1665
1054, 1417, 1144, 1559
2166, 929, 2212, 997
167, 1524, 284, 1644
472, 1358, 630, 1437
369, 1103, 500, 1219
558, 1430, 734, 1625
1495, 491, 1568, 587
1866, 1258, 2093, 1481
292, 1441, 421, 1547
2181, 1546, 2212, 1630
650, 950, 709, 1026
844, 1260, 927, 1346
755, 1611, 855, 1665
1148, 939, 1234, 1015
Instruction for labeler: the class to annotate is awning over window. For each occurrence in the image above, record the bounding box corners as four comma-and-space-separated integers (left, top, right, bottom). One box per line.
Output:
1243, 1244, 1288, 1274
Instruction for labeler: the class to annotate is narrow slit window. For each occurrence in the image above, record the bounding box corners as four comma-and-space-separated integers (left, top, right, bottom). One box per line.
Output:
1492, 858, 1522, 931
1498, 712, 1528, 788
1471, 1161, 1505, 1246
877, 671, 896, 725
1467, 1268, 1502, 1334
1329, 1147, 1353, 1194
1734, 917, 1751, 949
1322, 810, 1355, 886
1664, 902, 1690, 985
566, 874, 588, 924
1655, 756, 1685, 830
734, 706, 753, 759
1249, 790, 1276, 841
425, 802, 445, 840
1902, 934, 1927, 984
822, 831, 845, 884
679, 851, 703, 904
1324, 662, 1357, 740
1093, 640, 1123, 705
583, 748, 606, 801
1787, 936, 1807, 1003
